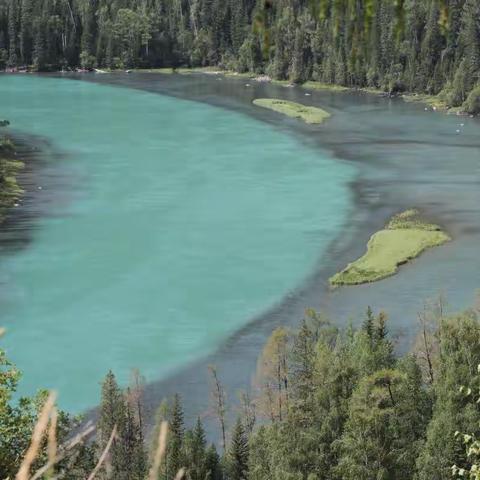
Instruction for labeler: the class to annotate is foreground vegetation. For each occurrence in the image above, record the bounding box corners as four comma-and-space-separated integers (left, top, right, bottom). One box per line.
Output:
3, 299, 480, 480
330, 210, 451, 286
252, 99, 330, 124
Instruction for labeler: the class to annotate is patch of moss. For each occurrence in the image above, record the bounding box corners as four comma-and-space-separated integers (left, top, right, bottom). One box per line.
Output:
402, 93, 450, 111
223, 71, 255, 79
386, 209, 442, 231
330, 209, 451, 286
252, 98, 331, 124
133, 66, 222, 74
463, 85, 480, 115
302, 81, 350, 92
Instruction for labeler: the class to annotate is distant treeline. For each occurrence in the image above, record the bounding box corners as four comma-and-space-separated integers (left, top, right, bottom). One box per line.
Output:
3, 302, 480, 480
0, 1, 480, 109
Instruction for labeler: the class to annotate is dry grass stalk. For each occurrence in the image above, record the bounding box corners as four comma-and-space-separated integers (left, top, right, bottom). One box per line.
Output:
148, 421, 168, 480
64, 422, 96, 450
46, 407, 58, 476
87, 425, 117, 480
15, 391, 57, 480
174, 467, 186, 480
30, 424, 96, 480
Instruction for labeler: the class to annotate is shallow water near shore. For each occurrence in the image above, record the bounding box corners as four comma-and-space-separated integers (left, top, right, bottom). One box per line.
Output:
0, 74, 355, 411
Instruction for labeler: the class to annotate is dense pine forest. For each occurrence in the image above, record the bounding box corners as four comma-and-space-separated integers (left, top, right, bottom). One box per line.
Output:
0, 0, 480, 111
3, 304, 480, 479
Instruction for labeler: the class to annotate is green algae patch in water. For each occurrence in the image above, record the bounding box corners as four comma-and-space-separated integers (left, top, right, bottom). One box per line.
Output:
330, 210, 451, 286
253, 98, 331, 124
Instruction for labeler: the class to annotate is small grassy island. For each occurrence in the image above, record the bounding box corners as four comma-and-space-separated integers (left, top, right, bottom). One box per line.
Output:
252, 98, 331, 124
330, 209, 451, 286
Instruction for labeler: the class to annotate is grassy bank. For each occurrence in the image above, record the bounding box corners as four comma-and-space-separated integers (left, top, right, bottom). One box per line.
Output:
0, 131, 24, 222
252, 98, 331, 124
402, 93, 453, 112
132, 66, 223, 75
330, 209, 451, 286
302, 81, 350, 92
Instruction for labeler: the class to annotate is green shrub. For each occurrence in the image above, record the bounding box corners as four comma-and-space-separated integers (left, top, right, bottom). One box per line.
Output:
463, 85, 480, 115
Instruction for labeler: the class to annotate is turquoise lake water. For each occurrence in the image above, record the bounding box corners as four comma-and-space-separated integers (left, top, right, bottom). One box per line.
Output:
0, 76, 355, 411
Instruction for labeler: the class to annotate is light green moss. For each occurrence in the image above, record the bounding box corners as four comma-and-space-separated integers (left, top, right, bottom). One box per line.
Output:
402, 93, 450, 111
330, 210, 451, 286
132, 66, 222, 74
302, 81, 350, 92
223, 71, 255, 78
252, 98, 331, 124
386, 209, 442, 231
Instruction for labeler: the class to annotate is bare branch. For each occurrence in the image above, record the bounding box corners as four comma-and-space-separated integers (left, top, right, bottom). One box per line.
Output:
16, 391, 57, 480
87, 425, 117, 480
30, 424, 96, 480
148, 421, 168, 480
174, 467, 186, 480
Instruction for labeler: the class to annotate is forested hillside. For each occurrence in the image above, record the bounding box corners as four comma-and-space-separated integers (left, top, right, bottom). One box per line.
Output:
0, 0, 479, 110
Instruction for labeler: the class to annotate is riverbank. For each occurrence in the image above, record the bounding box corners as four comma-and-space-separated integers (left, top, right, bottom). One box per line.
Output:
116, 67, 475, 115
330, 210, 451, 286
0, 129, 24, 223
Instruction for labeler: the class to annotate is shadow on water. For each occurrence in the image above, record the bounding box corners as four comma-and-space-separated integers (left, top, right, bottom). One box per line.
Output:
7, 73, 480, 441
0, 134, 72, 253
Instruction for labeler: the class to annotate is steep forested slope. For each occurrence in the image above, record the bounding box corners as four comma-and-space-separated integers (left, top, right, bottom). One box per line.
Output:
0, 0, 479, 110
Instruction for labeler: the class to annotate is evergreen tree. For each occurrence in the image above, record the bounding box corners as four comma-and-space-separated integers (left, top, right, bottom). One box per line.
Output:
290, 319, 316, 416
118, 389, 147, 480
19, 0, 32, 65
204, 444, 223, 480
7, 0, 17, 67
185, 417, 207, 480
98, 370, 126, 478
228, 418, 249, 480
165, 393, 185, 479
363, 306, 375, 341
